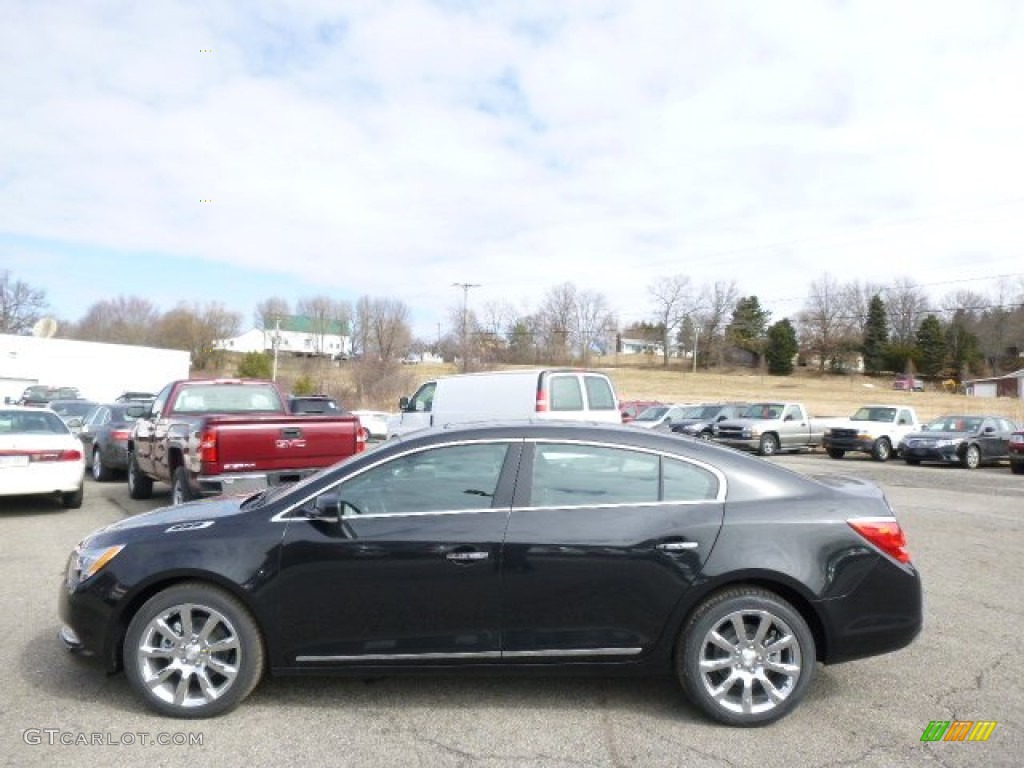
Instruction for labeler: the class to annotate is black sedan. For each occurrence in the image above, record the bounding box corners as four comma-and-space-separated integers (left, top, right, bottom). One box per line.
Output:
78, 403, 144, 481
668, 403, 749, 439
897, 414, 1018, 469
59, 422, 922, 725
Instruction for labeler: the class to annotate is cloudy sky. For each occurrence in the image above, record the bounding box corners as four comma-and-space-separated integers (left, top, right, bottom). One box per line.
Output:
3, 0, 1024, 339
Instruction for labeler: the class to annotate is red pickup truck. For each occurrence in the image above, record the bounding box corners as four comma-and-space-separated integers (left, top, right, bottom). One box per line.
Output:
127, 379, 365, 504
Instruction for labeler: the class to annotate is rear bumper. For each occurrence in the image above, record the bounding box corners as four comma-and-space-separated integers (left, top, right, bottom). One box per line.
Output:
815, 556, 923, 664
197, 468, 320, 496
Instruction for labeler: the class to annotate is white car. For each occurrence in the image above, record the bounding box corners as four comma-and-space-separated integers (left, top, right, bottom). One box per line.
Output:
349, 410, 392, 441
0, 406, 85, 508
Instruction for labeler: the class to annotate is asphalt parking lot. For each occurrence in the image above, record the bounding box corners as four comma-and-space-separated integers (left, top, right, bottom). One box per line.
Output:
2, 453, 1021, 768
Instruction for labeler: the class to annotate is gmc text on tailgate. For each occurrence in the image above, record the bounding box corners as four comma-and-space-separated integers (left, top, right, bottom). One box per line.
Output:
127, 379, 365, 504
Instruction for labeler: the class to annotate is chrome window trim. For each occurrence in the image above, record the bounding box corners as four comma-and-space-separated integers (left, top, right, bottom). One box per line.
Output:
272, 434, 727, 522
296, 647, 642, 663
272, 437, 520, 522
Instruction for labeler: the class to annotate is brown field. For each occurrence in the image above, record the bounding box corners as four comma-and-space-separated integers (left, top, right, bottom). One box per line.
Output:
217, 354, 1024, 425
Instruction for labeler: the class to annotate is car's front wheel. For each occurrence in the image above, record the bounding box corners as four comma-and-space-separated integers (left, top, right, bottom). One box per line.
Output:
676, 586, 815, 726
962, 444, 981, 470
827, 448, 845, 460
757, 434, 779, 457
871, 438, 892, 462
124, 583, 265, 718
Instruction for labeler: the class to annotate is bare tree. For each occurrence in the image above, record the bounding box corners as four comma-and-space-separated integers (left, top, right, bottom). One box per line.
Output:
648, 275, 692, 367
841, 280, 887, 338
883, 277, 929, 347
798, 273, 856, 371
0, 270, 48, 334
254, 297, 290, 349
574, 289, 614, 366
537, 282, 578, 363
155, 302, 241, 369
73, 296, 160, 345
296, 295, 340, 357
359, 297, 412, 362
694, 280, 739, 369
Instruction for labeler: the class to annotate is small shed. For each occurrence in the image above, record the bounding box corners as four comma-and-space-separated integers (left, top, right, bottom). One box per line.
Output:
963, 369, 1024, 399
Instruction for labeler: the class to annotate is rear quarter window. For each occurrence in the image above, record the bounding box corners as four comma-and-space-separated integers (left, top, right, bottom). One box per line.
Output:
549, 376, 584, 411
584, 375, 616, 410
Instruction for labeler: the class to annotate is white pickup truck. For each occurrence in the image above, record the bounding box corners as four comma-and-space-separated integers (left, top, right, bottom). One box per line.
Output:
712, 402, 839, 456
822, 405, 922, 462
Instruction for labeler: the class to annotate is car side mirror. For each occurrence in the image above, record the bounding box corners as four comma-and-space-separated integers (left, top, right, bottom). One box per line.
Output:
983, 426, 995, 434
66, 417, 83, 429
399, 396, 410, 410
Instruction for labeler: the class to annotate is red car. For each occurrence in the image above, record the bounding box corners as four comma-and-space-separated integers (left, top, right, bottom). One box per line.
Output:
619, 399, 663, 423
1010, 430, 1024, 474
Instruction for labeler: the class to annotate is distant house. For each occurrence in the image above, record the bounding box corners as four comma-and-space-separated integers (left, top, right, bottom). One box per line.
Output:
963, 369, 1024, 399
618, 337, 663, 355
215, 316, 351, 359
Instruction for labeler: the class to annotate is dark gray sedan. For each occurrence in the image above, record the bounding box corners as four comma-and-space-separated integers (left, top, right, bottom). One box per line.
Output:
897, 414, 1018, 469
78, 403, 143, 481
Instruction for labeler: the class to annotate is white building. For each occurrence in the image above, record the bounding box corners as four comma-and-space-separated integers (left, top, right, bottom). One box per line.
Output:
963, 369, 1024, 399
216, 316, 351, 359
0, 334, 191, 403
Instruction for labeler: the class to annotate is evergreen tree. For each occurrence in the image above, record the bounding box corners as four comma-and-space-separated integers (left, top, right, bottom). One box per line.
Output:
765, 318, 799, 374
915, 315, 946, 377
861, 294, 889, 374
726, 296, 771, 366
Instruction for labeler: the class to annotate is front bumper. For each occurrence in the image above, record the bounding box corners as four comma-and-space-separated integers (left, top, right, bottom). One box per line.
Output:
713, 437, 760, 451
824, 436, 876, 454
899, 445, 961, 464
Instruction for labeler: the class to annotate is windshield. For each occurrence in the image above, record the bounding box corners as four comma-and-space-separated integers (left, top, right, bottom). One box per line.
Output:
743, 403, 783, 419
851, 407, 896, 422
923, 416, 981, 433
635, 406, 669, 421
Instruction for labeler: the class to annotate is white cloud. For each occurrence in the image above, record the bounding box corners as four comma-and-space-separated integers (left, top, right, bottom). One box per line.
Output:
3, 0, 1024, 336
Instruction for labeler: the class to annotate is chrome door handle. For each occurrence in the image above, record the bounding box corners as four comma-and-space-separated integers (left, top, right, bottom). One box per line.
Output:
446, 551, 489, 562
657, 541, 699, 552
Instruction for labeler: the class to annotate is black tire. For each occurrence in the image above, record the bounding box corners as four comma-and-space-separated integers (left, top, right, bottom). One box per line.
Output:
676, 586, 816, 726
905, 458, 921, 466
1011, 462, 1024, 475
92, 447, 113, 482
61, 486, 84, 509
127, 452, 153, 500
757, 434, 779, 457
698, 431, 713, 441
962, 444, 981, 470
123, 582, 264, 718
871, 438, 892, 463
827, 448, 845, 460
172, 466, 198, 505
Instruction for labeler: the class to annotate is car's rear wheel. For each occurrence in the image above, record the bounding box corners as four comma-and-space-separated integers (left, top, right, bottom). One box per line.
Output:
871, 438, 892, 462
962, 444, 981, 470
128, 453, 153, 499
827, 448, 845, 460
676, 587, 815, 726
172, 466, 198, 505
124, 583, 264, 719
1011, 462, 1024, 475
92, 447, 113, 481
757, 434, 779, 456
61, 486, 84, 509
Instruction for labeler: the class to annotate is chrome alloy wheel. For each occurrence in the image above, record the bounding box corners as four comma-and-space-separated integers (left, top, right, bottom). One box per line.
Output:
697, 609, 802, 716
135, 603, 242, 709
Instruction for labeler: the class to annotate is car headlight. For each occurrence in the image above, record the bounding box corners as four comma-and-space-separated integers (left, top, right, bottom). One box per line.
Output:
66, 544, 124, 589
747, 427, 761, 437
857, 432, 876, 441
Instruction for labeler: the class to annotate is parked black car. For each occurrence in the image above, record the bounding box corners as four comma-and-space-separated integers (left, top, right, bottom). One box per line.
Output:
897, 414, 1017, 469
79, 403, 145, 481
60, 422, 922, 725
669, 403, 749, 439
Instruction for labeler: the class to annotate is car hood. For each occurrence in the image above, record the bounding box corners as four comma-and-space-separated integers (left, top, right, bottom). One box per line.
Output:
101, 495, 248, 533
900, 431, 971, 441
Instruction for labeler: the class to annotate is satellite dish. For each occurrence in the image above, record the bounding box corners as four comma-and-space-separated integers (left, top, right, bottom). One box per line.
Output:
32, 317, 58, 338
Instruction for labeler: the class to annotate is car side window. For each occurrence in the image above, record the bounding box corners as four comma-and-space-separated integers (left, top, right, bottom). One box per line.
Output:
663, 458, 719, 502
531, 444, 658, 506
331, 443, 509, 516
549, 376, 584, 411
408, 382, 436, 413
583, 376, 616, 410
150, 385, 172, 418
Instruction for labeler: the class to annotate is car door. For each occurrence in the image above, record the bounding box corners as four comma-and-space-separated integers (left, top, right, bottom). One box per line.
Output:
500, 441, 725, 659
779, 405, 805, 449
132, 384, 171, 473
79, 405, 106, 460
275, 439, 521, 665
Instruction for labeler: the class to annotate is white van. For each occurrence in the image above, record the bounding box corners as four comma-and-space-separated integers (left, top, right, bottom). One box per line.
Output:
388, 368, 621, 438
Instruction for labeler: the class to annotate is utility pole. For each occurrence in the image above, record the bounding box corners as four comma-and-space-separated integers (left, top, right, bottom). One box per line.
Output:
693, 324, 701, 374
271, 316, 281, 382
452, 282, 480, 373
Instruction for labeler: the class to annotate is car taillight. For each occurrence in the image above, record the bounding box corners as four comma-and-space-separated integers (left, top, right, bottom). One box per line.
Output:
355, 426, 366, 453
848, 518, 912, 564
29, 449, 83, 462
110, 429, 132, 441
198, 429, 218, 463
